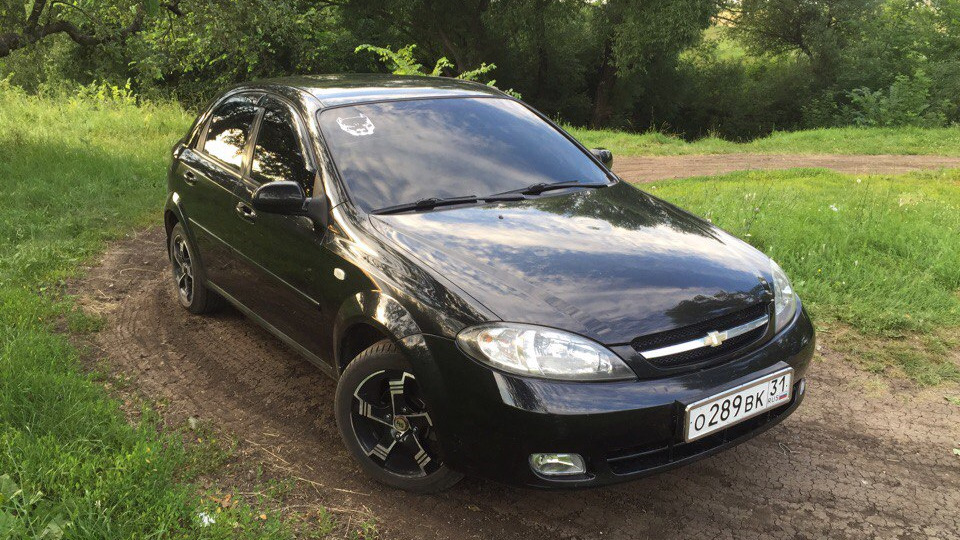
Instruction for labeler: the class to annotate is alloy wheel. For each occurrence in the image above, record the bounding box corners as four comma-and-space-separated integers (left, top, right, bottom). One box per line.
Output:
170, 234, 194, 305
350, 370, 440, 477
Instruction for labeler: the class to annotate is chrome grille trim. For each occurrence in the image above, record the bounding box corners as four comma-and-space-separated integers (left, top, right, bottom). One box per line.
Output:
638, 315, 769, 360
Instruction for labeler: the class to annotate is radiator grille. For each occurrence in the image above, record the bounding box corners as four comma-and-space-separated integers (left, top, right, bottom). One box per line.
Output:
631, 302, 770, 368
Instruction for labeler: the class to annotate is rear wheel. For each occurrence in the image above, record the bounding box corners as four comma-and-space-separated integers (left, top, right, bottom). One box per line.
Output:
335, 340, 463, 493
168, 222, 223, 314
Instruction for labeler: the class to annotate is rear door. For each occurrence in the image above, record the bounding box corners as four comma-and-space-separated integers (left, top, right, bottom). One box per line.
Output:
174, 93, 260, 291
230, 95, 335, 363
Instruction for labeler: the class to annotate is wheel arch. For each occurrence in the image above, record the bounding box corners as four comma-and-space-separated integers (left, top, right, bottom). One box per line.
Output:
338, 323, 390, 373
162, 193, 210, 281
333, 291, 423, 374
164, 209, 180, 240
163, 192, 188, 241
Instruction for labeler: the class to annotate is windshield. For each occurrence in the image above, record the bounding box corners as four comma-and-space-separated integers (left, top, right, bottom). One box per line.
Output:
317, 97, 609, 213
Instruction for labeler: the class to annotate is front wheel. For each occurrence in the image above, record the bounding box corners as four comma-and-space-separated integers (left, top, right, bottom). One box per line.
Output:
334, 340, 463, 493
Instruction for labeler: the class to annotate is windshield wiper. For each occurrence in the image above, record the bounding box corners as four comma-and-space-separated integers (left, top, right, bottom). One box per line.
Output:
372, 195, 481, 215
492, 180, 609, 197
372, 192, 537, 215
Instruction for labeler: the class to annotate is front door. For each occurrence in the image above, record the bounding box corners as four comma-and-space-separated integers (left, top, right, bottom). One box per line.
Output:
230, 96, 334, 364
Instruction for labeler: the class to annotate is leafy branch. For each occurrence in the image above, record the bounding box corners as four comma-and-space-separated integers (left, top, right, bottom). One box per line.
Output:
355, 43, 520, 98
0, 0, 182, 58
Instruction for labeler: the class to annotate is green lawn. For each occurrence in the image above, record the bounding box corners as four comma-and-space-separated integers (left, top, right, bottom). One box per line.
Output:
1, 85, 958, 537
0, 85, 301, 538
567, 125, 960, 157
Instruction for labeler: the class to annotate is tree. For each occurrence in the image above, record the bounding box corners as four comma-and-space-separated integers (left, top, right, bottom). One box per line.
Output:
725, 0, 880, 81
122, 0, 354, 103
0, 0, 182, 58
588, 0, 718, 126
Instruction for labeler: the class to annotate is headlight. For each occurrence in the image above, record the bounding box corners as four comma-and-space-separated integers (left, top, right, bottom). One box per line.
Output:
770, 259, 798, 332
456, 323, 635, 381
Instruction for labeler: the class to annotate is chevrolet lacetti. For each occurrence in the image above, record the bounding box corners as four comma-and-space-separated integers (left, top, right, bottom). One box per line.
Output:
164, 74, 815, 492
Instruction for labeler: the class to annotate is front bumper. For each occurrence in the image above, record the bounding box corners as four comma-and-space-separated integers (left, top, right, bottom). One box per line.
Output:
405, 306, 815, 489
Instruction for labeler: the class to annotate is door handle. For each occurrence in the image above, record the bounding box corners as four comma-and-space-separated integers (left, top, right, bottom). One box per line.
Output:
183, 170, 197, 185
235, 202, 257, 222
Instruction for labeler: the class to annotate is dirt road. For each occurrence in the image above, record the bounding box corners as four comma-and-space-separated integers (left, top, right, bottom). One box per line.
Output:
613, 153, 960, 183
75, 228, 960, 539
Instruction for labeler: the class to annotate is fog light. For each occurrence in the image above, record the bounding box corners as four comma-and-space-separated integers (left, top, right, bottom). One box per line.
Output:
529, 453, 586, 476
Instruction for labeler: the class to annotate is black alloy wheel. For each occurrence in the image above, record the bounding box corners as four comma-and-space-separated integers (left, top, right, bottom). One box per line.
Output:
351, 370, 439, 477
335, 340, 463, 493
167, 222, 222, 314
170, 233, 194, 305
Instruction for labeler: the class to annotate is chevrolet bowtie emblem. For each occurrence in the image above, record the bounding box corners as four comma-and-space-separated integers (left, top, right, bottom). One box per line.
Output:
704, 330, 726, 347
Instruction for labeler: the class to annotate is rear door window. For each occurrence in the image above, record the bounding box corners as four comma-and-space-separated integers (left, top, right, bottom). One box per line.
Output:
202, 95, 259, 170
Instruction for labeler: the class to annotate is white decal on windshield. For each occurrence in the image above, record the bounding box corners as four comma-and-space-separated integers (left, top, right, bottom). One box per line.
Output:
337, 113, 375, 136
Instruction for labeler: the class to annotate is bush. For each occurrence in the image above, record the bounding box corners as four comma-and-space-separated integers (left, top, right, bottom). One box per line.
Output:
842, 71, 949, 127
652, 30, 815, 140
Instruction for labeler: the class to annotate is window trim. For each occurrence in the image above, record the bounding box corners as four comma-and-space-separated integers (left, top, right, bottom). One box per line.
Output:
196, 91, 264, 175
241, 92, 320, 196
241, 107, 266, 180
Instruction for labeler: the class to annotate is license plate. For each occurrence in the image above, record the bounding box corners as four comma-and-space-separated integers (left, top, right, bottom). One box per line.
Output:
684, 368, 793, 442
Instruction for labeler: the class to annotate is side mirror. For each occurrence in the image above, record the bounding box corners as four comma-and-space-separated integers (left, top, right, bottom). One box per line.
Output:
590, 148, 613, 169
252, 181, 306, 214
251, 181, 329, 228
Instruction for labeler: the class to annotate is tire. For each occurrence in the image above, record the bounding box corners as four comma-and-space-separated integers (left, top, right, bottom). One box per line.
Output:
167, 222, 223, 314
335, 340, 463, 493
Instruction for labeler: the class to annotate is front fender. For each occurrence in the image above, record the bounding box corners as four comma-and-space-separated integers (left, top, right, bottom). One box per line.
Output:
332, 290, 423, 369
332, 292, 464, 464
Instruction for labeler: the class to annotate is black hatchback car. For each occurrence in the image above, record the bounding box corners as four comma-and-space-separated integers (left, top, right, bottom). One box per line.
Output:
164, 74, 815, 492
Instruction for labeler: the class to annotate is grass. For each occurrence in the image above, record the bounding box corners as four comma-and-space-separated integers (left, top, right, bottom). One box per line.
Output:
0, 85, 375, 538
567, 125, 960, 157
648, 168, 960, 385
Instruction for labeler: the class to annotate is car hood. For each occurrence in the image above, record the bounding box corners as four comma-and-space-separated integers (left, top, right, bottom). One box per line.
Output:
369, 182, 773, 345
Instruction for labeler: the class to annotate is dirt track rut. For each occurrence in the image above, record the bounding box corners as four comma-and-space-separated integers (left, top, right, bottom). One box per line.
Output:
74, 228, 960, 539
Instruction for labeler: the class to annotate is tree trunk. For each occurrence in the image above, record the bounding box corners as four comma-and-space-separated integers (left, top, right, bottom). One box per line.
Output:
533, 0, 549, 100
590, 42, 617, 128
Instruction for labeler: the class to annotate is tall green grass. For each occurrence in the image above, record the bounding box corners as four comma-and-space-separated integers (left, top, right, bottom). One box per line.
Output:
567, 125, 960, 157
650, 168, 960, 384
0, 85, 297, 538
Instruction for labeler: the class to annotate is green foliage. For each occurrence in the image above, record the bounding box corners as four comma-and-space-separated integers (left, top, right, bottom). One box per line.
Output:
73, 79, 139, 106
732, 0, 877, 67
718, 0, 960, 135
606, 0, 717, 77
355, 43, 518, 97
355, 44, 445, 76
0, 473, 72, 540
654, 28, 814, 139
843, 71, 949, 127
3, 0, 959, 137
124, 0, 359, 106
584, 0, 718, 126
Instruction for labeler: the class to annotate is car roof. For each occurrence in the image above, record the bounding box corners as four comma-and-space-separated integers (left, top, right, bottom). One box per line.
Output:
246, 73, 507, 108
